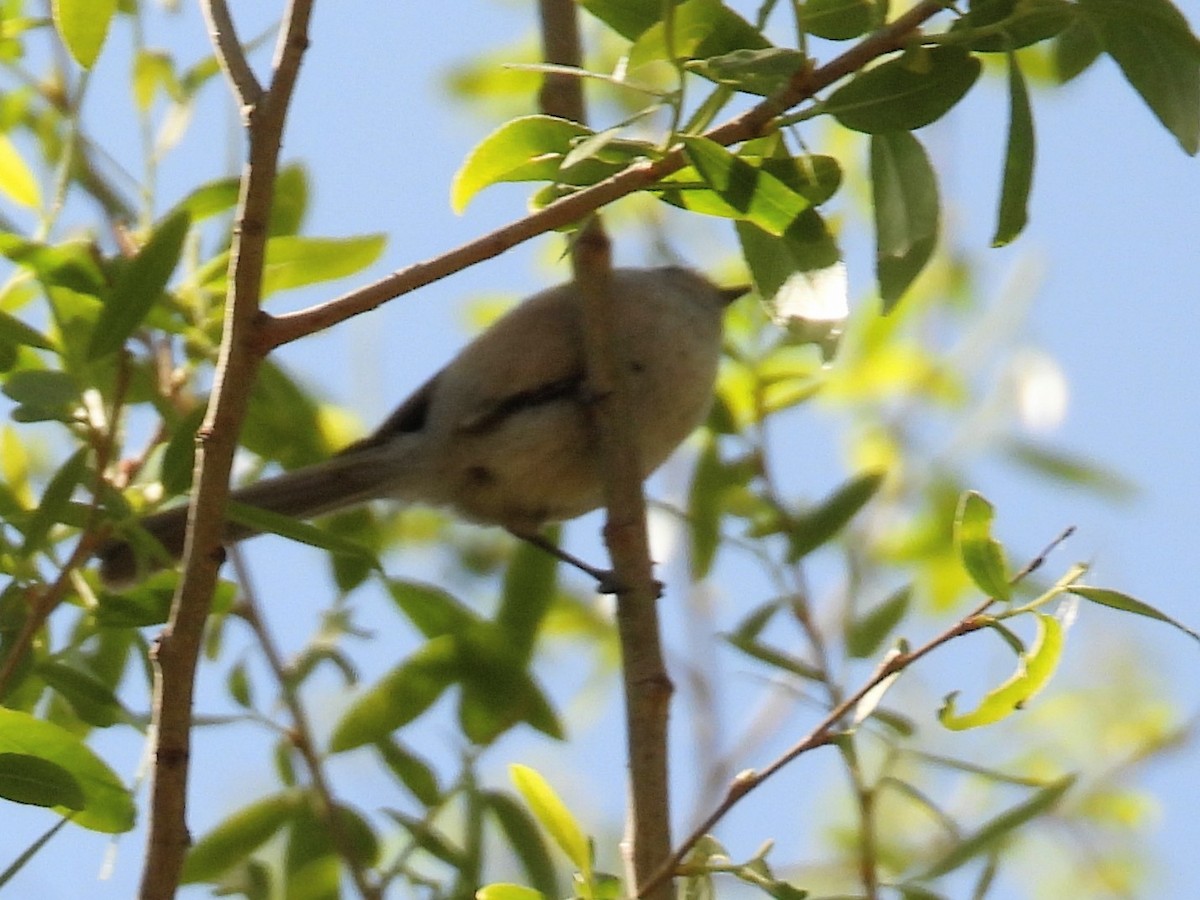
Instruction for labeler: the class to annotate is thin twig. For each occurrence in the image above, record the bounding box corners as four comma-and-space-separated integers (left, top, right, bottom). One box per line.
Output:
258, 0, 952, 350
137, 3, 313, 898
636, 525, 1075, 898
200, 0, 263, 107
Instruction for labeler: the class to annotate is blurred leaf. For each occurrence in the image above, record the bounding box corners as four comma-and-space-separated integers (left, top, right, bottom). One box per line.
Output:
1053, 16, 1103, 82
384, 810, 468, 868
36, 660, 126, 728
160, 405, 206, 496
787, 470, 884, 562
132, 49, 179, 110
243, 361, 332, 469
954, 0, 1077, 52
578, 0, 677, 40
53, 0, 116, 67
88, 209, 190, 359
457, 629, 563, 744
376, 739, 441, 805
0, 752, 84, 810
199, 234, 385, 299
802, 0, 875, 41
0, 707, 134, 833
687, 47, 806, 95
871, 130, 939, 309
487, 791, 560, 899
477, 885, 546, 900
387, 580, 479, 638
20, 447, 87, 551
451, 115, 592, 213
3, 370, 79, 421
1005, 439, 1136, 500
680, 136, 811, 235
182, 791, 301, 883
0, 236, 106, 296
0, 134, 40, 208
939, 613, 1064, 729
269, 164, 309, 236
825, 47, 981, 133
497, 538, 557, 663
169, 176, 241, 222
1079, 0, 1200, 154
846, 586, 911, 658
1071, 586, 1200, 642
921, 775, 1075, 877
629, 0, 769, 68
283, 804, 339, 900
992, 51, 1035, 247
724, 633, 824, 680
0, 310, 54, 353
226, 501, 380, 569
953, 491, 1011, 600
510, 764, 591, 876
329, 636, 459, 751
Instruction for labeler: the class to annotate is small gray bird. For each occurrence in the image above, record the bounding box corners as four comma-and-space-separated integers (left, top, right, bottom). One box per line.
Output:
100, 266, 745, 587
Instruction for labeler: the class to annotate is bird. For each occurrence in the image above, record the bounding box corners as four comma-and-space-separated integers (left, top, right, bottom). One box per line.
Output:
99, 266, 746, 588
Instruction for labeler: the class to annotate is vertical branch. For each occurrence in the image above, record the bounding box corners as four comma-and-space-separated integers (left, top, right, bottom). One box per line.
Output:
138, 2, 313, 898
536, 2, 674, 897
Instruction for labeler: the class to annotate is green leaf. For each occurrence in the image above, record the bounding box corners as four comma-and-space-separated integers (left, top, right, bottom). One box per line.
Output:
628, 0, 770, 69
802, 0, 876, 41
451, 115, 593, 213
686, 47, 807, 96
510, 764, 592, 877
457, 629, 563, 744
955, 0, 1078, 52
3, 369, 79, 416
132, 49, 179, 110
269, 164, 310, 236
0, 236, 106, 296
870, 130, 939, 309
1005, 439, 1136, 500
226, 501, 380, 570
487, 791, 561, 898
1053, 17, 1103, 82
199, 234, 386, 299
387, 580, 480, 638
846, 586, 911, 658
1071, 586, 1200, 642
787, 470, 884, 562
182, 791, 301, 883
0, 135, 41, 208
577, 0, 679, 40
688, 438, 729, 579
53, 0, 117, 68
36, 661, 126, 728
169, 176, 241, 221
0, 752, 85, 810
160, 406, 206, 496
88, 209, 190, 359
680, 136, 812, 235
0, 707, 134, 833
497, 538, 557, 663
375, 739, 441, 805
953, 491, 1011, 600
939, 613, 1064, 729
826, 46, 982, 133
922, 775, 1075, 877
0, 310, 55, 353
477, 885, 546, 900
329, 636, 459, 752
1080, 0, 1200, 154
992, 51, 1035, 246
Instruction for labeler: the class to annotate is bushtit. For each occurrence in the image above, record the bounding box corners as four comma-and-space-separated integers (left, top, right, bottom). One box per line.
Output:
100, 266, 745, 587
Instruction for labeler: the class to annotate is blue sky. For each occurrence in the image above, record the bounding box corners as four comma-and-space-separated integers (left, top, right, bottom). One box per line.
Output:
4, 1, 1199, 897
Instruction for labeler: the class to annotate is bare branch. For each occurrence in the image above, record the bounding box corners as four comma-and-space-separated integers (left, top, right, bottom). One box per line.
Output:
200, 0, 263, 108
138, 2, 314, 898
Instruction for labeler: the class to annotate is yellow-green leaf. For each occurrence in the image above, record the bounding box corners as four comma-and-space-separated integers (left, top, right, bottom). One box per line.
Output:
679, 136, 811, 236
0, 135, 41, 208
953, 491, 1011, 600
53, 0, 117, 68
477, 884, 547, 900
938, 613, 1064, 729
1071, 585, 1200, 642
510, 764, 591, 877
182, 791, 302, 883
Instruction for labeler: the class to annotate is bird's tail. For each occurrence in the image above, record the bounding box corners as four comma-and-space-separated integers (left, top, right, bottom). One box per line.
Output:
98, 448, 395, 587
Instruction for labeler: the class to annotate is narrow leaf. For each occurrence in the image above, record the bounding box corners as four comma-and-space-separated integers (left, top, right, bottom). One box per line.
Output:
226, 501, 379, 570
487, 792, 561, 899
182, 792, 301, 883
992, 51, 1035, 247
510, 764, 591, 876
846, 586, 911, 658
954, 491, 1011, 600
88, 209, 190, 359
787, 470, 884, 562
939, 613, 1065, 729
870, 131, 939, 309
922, 775, 1075, 877
1071, 586, 1200, 642
680, 136, 812, 235
0, 135, 41, 208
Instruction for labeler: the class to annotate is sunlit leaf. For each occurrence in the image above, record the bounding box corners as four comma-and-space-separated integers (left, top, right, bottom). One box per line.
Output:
992, 51, 1035, 246
477, 884, 547, 900
486, 792, 560, 899
687, 47, 806, 95
0, 134, 41, 208
825, 47, 982, 133
0, 752, 84, 810
1080, 0, 1200, 154
0, 707, 134, 833
53, 0, 117, 68
680, 136, 811, 236
871, 130, 939, 310
629, 0, 770, 69
802, 0, 876, 41
510, 764, 592, 876
939, 613, 1064, 729
953, 491, 1011, 600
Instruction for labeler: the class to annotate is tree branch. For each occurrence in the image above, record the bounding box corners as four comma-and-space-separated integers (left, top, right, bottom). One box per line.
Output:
257, 0, 951, 351
137, 3, 313, 898
200, 0, 263, 108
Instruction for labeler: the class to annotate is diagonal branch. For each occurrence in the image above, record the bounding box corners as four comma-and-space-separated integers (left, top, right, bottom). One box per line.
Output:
200, 0, 263, 107
258, 0, 952, 350
137, 3, 314, 898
